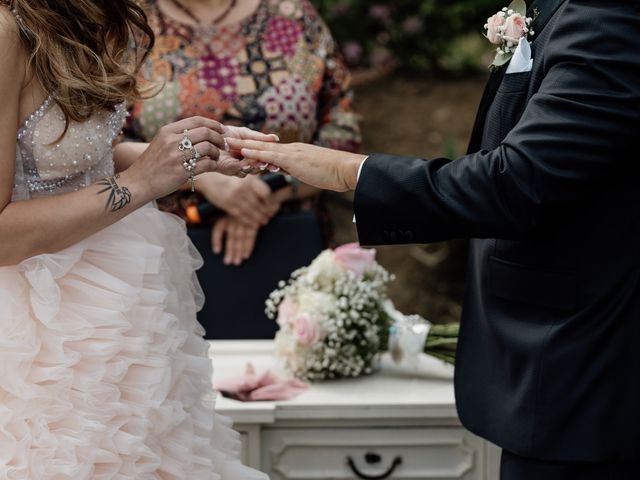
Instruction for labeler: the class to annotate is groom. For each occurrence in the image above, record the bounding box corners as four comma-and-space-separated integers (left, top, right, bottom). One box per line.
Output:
228, 0, 640, 477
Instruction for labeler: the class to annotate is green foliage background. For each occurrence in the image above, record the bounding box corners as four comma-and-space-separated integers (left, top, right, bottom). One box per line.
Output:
311, 0, 497, 72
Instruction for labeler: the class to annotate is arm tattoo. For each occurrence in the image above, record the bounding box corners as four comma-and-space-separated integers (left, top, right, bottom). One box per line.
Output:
96, 174, 132, 212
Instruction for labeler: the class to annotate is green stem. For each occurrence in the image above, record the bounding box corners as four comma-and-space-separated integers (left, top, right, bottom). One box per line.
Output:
424, 323, 459, 365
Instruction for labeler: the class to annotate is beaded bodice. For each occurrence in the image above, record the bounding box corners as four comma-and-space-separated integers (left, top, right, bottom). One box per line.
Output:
12, 98, 127, 201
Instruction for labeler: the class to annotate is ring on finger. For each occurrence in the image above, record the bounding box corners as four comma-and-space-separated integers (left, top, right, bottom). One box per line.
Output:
178, 129, 198, 191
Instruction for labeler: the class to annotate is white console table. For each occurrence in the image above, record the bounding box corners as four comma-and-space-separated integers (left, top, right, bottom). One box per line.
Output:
209, 340, 500, 480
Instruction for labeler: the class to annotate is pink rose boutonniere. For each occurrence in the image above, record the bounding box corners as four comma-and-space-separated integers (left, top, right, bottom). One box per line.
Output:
484, 0, 537, 69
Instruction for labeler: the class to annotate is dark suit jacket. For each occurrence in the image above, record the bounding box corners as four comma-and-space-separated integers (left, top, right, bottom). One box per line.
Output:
354, 0, 640, 461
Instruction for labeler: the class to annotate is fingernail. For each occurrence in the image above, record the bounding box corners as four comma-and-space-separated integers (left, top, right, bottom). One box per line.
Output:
270, 134, 280, 142
268, 165, 281, 173
242, 166, 252, 172
259, 163, 268, 171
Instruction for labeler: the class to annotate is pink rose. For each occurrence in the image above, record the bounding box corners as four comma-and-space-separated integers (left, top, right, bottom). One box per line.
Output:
502, 13, 527, 43
334, 243, 376, 276
485, 13, 505, 45
293, 313, 319, 346
277, 296, 298, 327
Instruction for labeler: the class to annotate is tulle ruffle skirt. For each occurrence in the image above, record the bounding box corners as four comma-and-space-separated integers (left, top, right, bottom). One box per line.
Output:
0, 205, 267, 479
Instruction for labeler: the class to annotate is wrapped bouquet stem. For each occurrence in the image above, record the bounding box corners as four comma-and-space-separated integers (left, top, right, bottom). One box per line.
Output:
266, 243, 459, 382
384, 302, 459, 368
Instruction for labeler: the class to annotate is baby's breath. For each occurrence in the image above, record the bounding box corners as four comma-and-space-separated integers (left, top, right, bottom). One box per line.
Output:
267, 249, 392, 381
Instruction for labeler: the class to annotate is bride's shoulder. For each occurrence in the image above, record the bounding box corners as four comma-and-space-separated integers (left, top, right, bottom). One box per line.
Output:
0, 2, 20, 39
0, 4, 26, 84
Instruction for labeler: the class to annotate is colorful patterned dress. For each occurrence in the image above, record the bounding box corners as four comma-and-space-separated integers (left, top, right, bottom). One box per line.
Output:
126, 0, 361, 222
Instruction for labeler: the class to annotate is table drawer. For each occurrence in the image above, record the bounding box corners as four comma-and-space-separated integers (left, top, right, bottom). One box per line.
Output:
262, 427, 485, 480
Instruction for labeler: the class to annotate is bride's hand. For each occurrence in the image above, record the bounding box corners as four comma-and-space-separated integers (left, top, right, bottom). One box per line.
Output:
220, 125, 279, 176
225, 139, 367, 192
128, 117, 251, 199
223, 125, 279, 144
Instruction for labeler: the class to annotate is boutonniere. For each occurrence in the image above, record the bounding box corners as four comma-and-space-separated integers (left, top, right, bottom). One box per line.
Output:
484, 0, 537, 70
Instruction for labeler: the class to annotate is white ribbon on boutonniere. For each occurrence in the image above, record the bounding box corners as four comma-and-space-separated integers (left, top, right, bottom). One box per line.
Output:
484, 0, 537, 70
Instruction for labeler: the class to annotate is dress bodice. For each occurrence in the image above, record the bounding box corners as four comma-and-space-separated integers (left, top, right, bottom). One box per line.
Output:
13, 98, 127, 201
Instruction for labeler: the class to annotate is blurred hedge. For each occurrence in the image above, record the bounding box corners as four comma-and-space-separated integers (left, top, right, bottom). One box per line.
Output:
311, 0, 497, 73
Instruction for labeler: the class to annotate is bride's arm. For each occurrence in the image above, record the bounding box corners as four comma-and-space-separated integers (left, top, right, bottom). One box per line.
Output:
0, 16, 244, 267
1, 124, 237, 266
113, 141, 148, 172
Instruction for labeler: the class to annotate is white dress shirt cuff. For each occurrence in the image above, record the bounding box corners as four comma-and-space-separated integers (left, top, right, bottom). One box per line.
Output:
353, 156, 369, 223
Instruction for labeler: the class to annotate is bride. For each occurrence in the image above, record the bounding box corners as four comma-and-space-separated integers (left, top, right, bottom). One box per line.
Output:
0, 0, 271, 478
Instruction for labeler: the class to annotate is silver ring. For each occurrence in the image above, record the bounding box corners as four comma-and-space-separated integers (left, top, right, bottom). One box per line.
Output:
179, 129, 197, 192
178, 129, 193, 152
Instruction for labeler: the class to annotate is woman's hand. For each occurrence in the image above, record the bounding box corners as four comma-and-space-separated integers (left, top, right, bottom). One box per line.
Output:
199, 175, 278, 227
221, 125, 280, 176
212, 215, 260, 266
225, 139, 367, 192
127, 117, 252, 200
209, 191, 283, 265
223, 125, 279, 148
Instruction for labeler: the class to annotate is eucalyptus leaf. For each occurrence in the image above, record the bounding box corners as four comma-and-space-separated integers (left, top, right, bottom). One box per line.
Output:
492, 52, 513, 67
509, 0, 527, 16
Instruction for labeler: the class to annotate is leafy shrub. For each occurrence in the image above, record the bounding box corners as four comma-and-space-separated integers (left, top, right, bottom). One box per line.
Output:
312, 0, 497, 73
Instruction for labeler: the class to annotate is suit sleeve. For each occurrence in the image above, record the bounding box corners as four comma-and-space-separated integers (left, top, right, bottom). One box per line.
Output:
354, 1, 640, 246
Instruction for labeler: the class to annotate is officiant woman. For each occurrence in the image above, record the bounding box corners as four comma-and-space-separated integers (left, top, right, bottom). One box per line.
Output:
124, 0, 361, 338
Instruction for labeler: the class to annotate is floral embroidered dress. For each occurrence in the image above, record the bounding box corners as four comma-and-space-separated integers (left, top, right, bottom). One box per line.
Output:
127, 0, 361, 220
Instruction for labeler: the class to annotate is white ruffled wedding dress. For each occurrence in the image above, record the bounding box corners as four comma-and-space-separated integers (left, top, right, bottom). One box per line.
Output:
0, 97, 268, 479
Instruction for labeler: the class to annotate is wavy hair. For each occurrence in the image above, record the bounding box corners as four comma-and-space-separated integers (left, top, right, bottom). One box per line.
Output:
5, 0, 154, 136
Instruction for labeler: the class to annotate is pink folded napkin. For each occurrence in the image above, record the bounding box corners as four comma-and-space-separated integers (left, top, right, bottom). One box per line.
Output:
214, 363, 308, 402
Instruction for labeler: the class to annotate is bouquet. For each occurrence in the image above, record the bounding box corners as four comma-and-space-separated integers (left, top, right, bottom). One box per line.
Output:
266, 243, 459, 382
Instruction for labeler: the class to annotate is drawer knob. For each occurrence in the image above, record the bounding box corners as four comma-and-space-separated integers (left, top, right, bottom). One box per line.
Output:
365, 453, 382, 464
346, 455, 403, 480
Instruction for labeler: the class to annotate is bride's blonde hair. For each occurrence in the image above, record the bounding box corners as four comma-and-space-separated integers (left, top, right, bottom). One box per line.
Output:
5, 0, 154, 133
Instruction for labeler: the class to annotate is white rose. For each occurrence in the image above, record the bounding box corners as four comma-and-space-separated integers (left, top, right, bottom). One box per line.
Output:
306, 250, 343, 290
297, 291, 337, 317
275, 329, 296, 358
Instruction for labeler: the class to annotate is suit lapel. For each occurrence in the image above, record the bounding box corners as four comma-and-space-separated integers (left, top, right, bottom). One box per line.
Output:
467, 67, 506, 154
528, 0, 565, 37
466, 0, 566, 154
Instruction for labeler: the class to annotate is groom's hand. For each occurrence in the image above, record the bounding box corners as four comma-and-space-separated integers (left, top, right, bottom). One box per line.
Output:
225, 139, 366, 192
